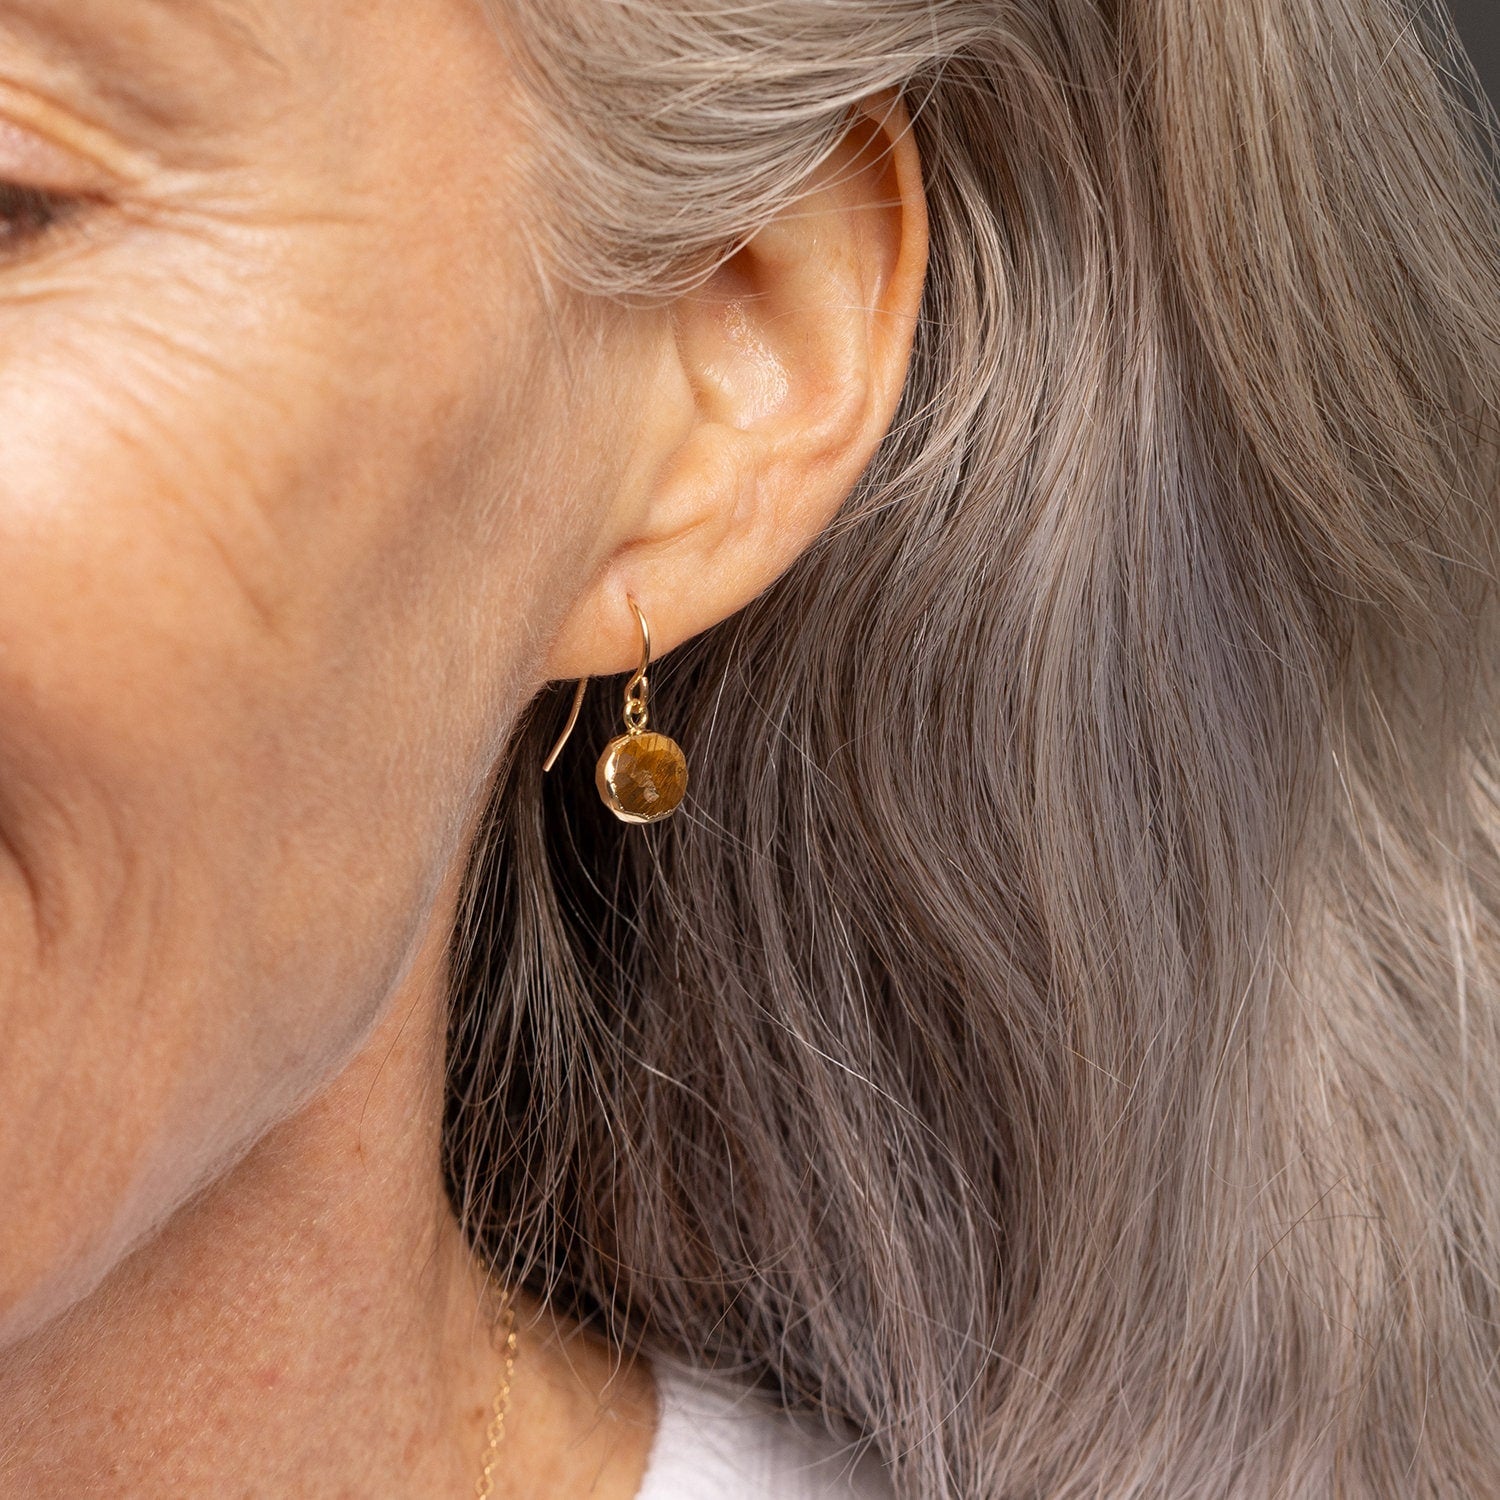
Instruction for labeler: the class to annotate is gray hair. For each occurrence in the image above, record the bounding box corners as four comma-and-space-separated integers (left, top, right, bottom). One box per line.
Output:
445, 1, 1500, 1494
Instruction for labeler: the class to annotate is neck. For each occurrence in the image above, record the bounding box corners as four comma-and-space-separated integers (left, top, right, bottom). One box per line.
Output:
0, 901, 505, 1499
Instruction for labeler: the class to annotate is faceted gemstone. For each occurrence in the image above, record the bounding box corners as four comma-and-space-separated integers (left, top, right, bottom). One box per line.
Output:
595, 730, 688, 823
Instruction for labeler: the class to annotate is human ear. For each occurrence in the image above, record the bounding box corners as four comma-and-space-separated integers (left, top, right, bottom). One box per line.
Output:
539, 86, 929, 682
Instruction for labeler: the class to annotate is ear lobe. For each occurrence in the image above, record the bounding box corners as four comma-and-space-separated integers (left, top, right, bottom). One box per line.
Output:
538, 87, 928, 686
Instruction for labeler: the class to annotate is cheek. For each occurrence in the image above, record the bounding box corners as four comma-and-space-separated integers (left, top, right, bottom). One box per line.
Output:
0, 218, 549, 1345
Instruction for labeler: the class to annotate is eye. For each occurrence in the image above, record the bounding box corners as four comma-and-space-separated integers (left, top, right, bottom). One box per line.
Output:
0, 180, 77, 253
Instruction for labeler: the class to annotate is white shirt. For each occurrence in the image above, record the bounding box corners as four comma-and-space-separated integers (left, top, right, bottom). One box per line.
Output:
635, 1361, 894, 1500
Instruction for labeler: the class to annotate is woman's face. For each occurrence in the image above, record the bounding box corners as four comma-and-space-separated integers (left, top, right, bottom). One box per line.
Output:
0, 0, 638, 1340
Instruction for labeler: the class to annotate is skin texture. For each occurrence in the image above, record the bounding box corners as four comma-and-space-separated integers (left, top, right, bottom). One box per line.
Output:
0, 0, 928, 1494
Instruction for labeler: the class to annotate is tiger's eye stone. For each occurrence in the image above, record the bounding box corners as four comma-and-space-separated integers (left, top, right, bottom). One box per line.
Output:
595, 730, 688, 823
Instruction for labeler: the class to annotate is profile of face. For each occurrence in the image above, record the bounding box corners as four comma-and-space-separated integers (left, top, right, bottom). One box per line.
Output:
0, 0, 926, 1352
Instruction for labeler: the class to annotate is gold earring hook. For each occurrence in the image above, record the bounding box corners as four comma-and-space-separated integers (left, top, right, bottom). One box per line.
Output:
541, 595, 651, 772
627, 597, 651, 692
541, 676, 587, 772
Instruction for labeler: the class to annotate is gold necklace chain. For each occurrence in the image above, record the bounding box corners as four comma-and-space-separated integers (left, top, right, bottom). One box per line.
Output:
473, 1288, 519, 1499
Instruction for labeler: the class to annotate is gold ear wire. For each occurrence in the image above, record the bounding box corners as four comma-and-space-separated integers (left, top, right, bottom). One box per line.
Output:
540, 595, 688, 823
541, 676, 588, 773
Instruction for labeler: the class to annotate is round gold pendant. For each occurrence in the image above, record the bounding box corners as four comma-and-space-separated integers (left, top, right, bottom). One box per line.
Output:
595, 729, 688, 823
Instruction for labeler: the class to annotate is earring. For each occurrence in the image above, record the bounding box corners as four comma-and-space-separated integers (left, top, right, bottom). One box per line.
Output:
541, 595, 688, 824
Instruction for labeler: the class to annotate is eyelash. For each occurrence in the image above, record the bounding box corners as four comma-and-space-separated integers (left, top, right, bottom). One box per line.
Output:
0, 180, 76, 253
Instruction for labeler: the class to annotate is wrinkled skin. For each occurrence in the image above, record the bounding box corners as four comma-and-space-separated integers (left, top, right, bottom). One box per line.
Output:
0, 0, 597, 1341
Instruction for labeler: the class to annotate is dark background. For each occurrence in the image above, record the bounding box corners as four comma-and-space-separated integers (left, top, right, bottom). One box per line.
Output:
1450, 0, 1499, 112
